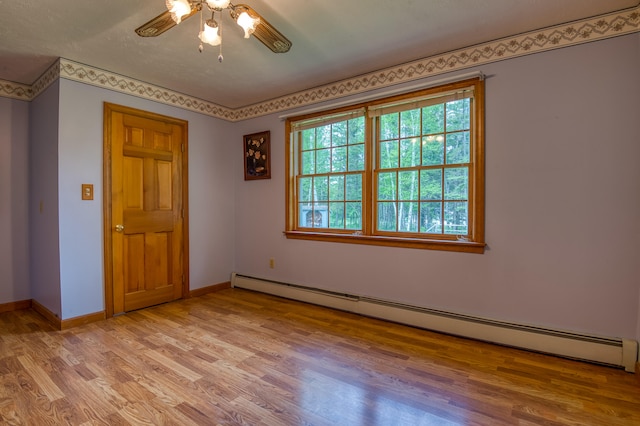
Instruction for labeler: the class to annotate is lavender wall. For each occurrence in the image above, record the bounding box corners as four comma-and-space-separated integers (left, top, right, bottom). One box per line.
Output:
1, 32, 637, 344
233, 34, 640, 341
57, 80, 236, 319
29, 82, 62, 316
0, 97, 30, 305
637, 31, 640, 348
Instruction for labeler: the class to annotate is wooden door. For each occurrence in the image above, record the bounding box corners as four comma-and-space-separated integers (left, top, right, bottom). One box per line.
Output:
104, 103, 188, 316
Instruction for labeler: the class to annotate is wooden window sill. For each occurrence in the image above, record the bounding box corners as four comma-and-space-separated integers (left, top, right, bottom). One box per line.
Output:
284, 231, 485, 254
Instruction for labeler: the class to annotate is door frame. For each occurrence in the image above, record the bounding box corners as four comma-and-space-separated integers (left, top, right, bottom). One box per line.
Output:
102, 102, 190, 318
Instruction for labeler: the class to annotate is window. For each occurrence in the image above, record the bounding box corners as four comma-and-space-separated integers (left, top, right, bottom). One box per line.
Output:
285, 77, 485, 253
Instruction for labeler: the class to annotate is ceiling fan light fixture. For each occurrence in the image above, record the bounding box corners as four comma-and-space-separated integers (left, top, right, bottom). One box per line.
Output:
235, 10, 259, 39
199, 20, 221, 46
136, 2, 292, 57
166, 0, 192, 24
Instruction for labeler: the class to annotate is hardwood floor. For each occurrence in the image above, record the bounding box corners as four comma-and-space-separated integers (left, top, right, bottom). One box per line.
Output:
1, 288, 638, 425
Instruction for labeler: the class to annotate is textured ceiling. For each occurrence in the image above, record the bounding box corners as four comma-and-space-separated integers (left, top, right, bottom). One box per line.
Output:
0, 0, 637, 109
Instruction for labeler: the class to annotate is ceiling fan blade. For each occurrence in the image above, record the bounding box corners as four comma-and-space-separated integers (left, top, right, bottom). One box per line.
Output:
235, 4, 292, 53
135, 7, 199, 37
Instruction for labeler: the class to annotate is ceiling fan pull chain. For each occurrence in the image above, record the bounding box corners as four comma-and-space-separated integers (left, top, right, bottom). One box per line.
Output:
218, 17, 224, 62
198, 7, 204, 52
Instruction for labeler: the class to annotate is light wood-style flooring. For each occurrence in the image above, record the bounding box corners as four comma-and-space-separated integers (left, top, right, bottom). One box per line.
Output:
1, 288, 639, 425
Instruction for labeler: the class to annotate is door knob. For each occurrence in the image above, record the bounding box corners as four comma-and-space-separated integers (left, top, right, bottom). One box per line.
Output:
115, 224, 125, 232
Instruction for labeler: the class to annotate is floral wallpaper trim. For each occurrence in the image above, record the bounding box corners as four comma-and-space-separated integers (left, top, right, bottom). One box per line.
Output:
233, 4, 640, 121
0, 58, 60, 101
1, 4, 638, 120
58, 60, 234, 120
0, 80, 33, 101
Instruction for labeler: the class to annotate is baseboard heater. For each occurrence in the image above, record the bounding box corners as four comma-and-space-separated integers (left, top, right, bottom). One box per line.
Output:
231, 273, 638, 372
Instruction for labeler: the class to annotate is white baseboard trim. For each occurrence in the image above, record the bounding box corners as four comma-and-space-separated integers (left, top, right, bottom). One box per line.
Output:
231, 273, 638, 372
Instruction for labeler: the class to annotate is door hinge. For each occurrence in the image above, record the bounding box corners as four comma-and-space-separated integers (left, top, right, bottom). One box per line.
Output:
181, 143, 185, 152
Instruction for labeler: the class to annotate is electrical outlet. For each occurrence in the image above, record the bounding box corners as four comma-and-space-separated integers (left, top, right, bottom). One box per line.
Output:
269, 258, 275, 269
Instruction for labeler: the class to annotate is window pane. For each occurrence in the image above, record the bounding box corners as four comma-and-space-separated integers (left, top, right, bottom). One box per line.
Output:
301, 151, 315, 175
300, 204, 326, 228
329, 175, 345, 201
317, 125, 331, 148
446, 99, 470, 132
400, 109, 420, 138
377, 172, 397, 201
348, 144, 365, 171
420, 169, 442, 200
378, 202, 397, 231
346, 174, 362, 201
400, 138, 420, 168
380, 113, 399, 140
302, 129, 315, 150
398, 202, 418, 232
311, 204, 329, 227
332, 121, 347, 147
299, 177, 313, 202
329, 202, 345, 228
332, 147, 347, 172
422, 104, 444, 134
446, 131, 470, 164
380, 140, 399, 169
298, 203, 307, 227
346, 202, 362, 230
316, 148, 331, 174
348, 117, 365, 144
444, 167, 468, 200
444, 201, 468, 235
420, 202, 442, 233
398, 170, 418, 201
314, 176, 328, 201
422, 135, 444, 166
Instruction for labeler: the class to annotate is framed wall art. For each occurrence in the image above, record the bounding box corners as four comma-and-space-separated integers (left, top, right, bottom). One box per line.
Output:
243, 130, 271, 180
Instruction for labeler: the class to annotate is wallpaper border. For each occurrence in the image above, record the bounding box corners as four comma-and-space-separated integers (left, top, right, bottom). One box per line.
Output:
1, 4, 638, 121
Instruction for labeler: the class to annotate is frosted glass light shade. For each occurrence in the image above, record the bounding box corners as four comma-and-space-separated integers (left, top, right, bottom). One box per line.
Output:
236, 11, 259, 38
199, 22, 221, 46
206, 0, 231, 9
166, 0, 192, 24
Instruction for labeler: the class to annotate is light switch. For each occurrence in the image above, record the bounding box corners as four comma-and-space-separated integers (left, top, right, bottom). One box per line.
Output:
82, 184, 94, 200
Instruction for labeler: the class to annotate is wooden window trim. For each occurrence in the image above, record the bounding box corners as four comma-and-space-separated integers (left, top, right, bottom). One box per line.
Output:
283, 231, 485, 253
285, 77, 485, 254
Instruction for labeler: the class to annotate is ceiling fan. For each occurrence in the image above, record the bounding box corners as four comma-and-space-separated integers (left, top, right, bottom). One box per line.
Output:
135, 0, 292, 60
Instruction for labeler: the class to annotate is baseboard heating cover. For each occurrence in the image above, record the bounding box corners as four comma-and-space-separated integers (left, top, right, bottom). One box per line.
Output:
231, 273, 638, 372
